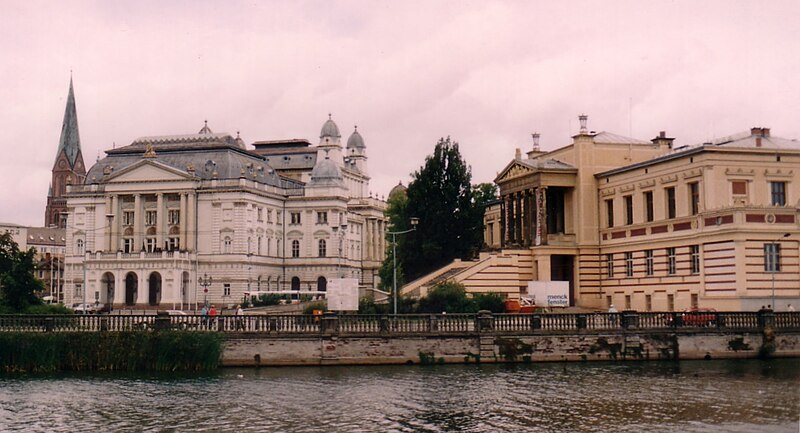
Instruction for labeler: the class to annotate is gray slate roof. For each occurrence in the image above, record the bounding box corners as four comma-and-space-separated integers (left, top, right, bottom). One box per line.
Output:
55, 78, 82, 168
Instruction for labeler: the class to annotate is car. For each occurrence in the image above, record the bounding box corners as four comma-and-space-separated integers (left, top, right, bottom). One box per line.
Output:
681, 308, 718, 327
72, 303, 106, 314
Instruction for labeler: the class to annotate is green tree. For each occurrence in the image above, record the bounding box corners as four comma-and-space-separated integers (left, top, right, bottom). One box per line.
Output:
418, 281, 474, 313
378, 187, 409, 291
401, 137, 483, 281
0, 233, 44, 312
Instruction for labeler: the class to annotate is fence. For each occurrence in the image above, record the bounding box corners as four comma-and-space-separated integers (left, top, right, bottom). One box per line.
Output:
1, 311, 798, 336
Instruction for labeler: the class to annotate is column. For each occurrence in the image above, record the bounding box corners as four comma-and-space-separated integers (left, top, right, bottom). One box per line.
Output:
111, 195, 120, 251
133, 194, 142, 251
179, 193, 187, 251
105, 195, 112, 251
186, 192, 196, 251
366, 219, 373, 260
156, 193, 164, 249
515, 193, 523, 245
540, 187, 548, 245
534, 188, 542, 246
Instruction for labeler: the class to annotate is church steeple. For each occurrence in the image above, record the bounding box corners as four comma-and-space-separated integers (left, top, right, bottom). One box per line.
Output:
45, 77, 86, 228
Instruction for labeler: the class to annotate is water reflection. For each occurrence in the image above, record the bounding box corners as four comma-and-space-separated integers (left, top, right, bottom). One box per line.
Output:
1, 359, 798, 432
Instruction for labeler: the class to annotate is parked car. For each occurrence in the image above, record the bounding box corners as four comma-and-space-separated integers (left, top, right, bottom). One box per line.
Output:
72, 303, 106, 314
681, 308, 719, 327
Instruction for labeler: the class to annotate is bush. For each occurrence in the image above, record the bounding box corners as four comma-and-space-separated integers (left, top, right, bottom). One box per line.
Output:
24, 304, 74, 315
251, 294, 283, 307
303, 301, 327, 315
418, 282, 474, 313
473, 292, 506, 313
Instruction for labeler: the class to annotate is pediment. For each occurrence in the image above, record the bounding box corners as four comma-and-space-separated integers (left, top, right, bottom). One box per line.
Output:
105, 160, 195, 183
495, 161, 535, 183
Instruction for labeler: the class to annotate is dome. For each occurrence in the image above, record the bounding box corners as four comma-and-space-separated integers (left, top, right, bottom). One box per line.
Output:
320, 114, 341, 139
346, 126, 365, 149
389, 181, 407, 199
310, 155, 343, 181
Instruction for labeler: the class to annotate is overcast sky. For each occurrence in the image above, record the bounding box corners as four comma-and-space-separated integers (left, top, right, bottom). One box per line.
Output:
1, 0, 798, 227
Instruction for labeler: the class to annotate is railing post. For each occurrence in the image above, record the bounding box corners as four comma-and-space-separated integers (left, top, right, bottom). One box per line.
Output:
531, 314, 542, 330
321, 311, 339, 335
477, 310, 494, 332
154, 311, 171, 331
760, 311, 774, 330
429, 314, 439, 332
379, 316, 390, 334
622, 311, 639, 329
576, 314, 587, 330
44, 317, 54, 333
268, 317, 278, 333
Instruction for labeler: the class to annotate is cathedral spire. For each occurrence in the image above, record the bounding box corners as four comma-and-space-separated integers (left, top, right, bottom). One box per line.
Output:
55, 77, 82, 168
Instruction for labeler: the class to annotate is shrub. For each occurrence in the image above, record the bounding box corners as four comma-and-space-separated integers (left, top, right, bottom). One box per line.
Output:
25, 304, 74, 315
473, 292, 506, 313
418, 281, 473, 313
303, 301, 327, 315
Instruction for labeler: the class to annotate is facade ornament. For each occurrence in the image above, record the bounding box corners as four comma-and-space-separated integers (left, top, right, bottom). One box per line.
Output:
143, 142, 157, 158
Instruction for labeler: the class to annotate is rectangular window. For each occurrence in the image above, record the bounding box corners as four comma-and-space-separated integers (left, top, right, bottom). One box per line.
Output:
168, 237, 180, 251
645, 250, 654, 276
667, 247, 677, 275
122, 211, 134, 226
764, 243, 781, 272
771, 182, 786, 206
625, 252, 634, 277
145, 210, 157, 226
145, 238, 156, 253
606, 254, 614, 278
75, 283, 83, 298
257, 207, 263, 222
168, 209, 180, 225
667, 294, 675, 312
666, 187, 676, 219
223, 283, 231, 297
606, 199, 614, 228
625, 295, 631, 310
689, 182, 700, 215
644, 191, 654, 222
645, 294, 652, 312
290, 212, 301, 225
690, 245, 700, 274
317, 211, 328, 224
122, 238, 133, 253
691, 293, 699, 308
606, 295, 613, 309
267, 209, 273, 223
624, 195, 633, 225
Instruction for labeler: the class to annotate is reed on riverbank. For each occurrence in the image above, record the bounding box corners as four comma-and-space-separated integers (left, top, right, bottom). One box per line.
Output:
0, 331, 222, 373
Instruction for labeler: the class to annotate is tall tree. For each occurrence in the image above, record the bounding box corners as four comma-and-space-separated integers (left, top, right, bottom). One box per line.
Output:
378, 187, 409, 291
0, 233, 44, 311
400, 137, 483, 281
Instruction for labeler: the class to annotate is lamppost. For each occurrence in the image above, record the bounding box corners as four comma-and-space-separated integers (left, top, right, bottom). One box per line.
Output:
771, 233, 790, 310
198, 273, 213, 307
388, 217, 419, 315
332, 222, 348, 277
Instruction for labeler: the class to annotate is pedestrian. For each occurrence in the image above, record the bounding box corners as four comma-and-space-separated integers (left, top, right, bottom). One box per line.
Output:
788, 304, 795, 312
608, 304, 618, 327
235, 304, 245, 331
200, 304, 209, 328
209, 304, 218, 328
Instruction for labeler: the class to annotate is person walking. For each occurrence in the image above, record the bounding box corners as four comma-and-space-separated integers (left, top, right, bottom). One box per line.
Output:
235, 304, 245, 331
608, 304, 618, 327
209, 304, 218, 329
200, 304, 209, 329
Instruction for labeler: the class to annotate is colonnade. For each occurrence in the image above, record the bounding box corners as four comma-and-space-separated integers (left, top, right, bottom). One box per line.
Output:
105, 192, 196, 253
501, 186, 547, 247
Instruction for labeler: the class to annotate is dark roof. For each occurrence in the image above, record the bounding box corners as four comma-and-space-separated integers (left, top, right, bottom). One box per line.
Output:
55, 78, 82, 168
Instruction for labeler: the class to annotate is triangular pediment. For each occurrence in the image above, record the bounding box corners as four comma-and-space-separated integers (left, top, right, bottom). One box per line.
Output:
495, 160, 535, 183
105, 159, 196, 183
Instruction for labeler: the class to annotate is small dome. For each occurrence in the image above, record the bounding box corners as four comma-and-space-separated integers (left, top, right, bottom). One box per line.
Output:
346, 126, 365, 149
235, 131, 246, 149
389, 181, 407, 199
310, 156, 343, 181
199, 120, 213, 135
320, 114, 341, 139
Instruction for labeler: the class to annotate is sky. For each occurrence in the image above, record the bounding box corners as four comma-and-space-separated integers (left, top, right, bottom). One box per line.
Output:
1, 0, 798, 227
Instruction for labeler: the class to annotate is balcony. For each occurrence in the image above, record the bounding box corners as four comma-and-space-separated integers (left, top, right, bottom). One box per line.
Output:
90, 251, 192, 261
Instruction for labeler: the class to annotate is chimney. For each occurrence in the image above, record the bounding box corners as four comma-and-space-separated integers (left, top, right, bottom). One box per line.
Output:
578, 114, 588, 134
651, 130, 675, 150
756, 137, 762, 147
527, 133, 546, 159
762, 128, 770, 137
751, 127, 763, 137
515, 148, 522, 160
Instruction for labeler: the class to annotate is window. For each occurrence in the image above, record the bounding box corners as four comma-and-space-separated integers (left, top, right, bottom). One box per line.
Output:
606, 254, 614, 278
223, 283, 231, 297
145, 238, 156, 253
764, 243, 781, 272
689, 182, 699, 215
223, 236, 232, 254
168, 209, 180, 225
122, 211, 134, 226
606, 199, 614, 228
257, 236, 262, 255
691, 294, 698, 308
76, 238, 84, 255
771, 182, 786, 206
75, 283, 83, 298
257, 207, 263, 222
667, 247, 676, 275
168, 237, 180, 251
690, 245, 700, 274
645, 294, 652, 312
625, 252, 634, 277
624, 195, 633, 225
145, 210, 157, 226
625, 295, 631, 310
606, 295, 612, 309
290, 212, 301, 225
267, 209, 273, 223
317, 211, 328, 224
667, 294, 675, 312
645, 250, 654, 276
666, 187, 676, 219
123, 238, 133, 253
291, 240, 300, 258
644, 191, 654, 222
318, 239, 327, 257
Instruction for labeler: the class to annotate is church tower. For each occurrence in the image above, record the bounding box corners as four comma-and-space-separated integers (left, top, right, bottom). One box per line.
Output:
45, 78, 86, 228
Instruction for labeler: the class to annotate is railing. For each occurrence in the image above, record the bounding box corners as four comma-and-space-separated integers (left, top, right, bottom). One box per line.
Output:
0, 311, 797, 335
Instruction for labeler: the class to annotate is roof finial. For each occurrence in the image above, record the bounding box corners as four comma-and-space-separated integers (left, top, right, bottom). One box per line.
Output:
328, 113, 332, 120
579, 114, 588, 134
237, 131, 241, 138
354, 125, 358, 131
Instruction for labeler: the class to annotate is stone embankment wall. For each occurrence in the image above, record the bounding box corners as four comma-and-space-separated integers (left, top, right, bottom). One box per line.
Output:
222, 330, 800, 367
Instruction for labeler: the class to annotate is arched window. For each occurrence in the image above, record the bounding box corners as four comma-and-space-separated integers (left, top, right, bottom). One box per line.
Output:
317, 276, 327, 292
291, 277, 300, 291
223, 236, 232, 254
291, 240, 300, 258
76, 238, 84, 255
318, 239, 326, 257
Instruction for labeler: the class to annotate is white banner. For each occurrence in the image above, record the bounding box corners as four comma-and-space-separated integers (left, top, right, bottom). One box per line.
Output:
327, 278, 359, 311
526, 281, 570, 307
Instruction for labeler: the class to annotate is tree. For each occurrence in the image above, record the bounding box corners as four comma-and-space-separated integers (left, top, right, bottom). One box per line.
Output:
0, 233, 44, 312
401, 137, 483, 281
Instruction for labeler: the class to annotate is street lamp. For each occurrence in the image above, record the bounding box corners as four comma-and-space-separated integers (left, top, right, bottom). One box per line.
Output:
198, 273, 213, 307
388, 217, 419, 315
771, 233, 790, 310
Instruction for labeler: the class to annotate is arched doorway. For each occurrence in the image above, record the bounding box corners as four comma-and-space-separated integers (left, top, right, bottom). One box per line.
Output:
317, 276, 327, 292
148, 272, 162, 306
125, 272, 138, 305
101, 272, 115, 308
291, 276, 300, 299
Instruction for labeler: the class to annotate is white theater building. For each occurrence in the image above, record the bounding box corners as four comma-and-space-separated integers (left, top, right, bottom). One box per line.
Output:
63, 117, 387, 309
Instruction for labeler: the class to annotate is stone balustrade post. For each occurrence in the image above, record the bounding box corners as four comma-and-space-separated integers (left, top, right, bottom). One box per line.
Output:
477, 310, 494, 332
576, 314, 587, 329
429, 314, 439, 332
321, 311, 339, 335
622, 311, 639, 329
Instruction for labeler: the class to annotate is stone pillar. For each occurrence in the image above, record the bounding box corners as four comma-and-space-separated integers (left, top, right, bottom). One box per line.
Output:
133, 194, 142, 251
137, 273, 148, 305
111, 195, 119, 252
515, 193, 523, 245
186, 192, 196, 251
180, 193, 187, 251
500, 196, 506, 247
156, 193, 164, 249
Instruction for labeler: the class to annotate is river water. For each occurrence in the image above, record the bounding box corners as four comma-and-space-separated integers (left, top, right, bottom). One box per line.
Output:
1, 359, 798, 432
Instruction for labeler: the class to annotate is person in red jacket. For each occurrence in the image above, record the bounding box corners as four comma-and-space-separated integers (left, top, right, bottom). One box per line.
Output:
209, 305, 218, 328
